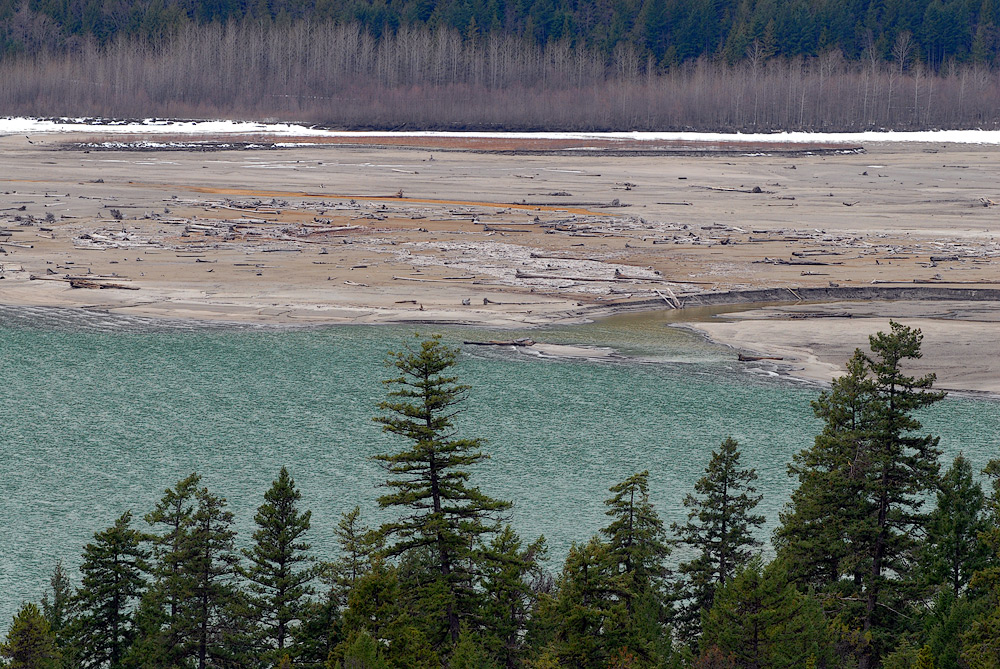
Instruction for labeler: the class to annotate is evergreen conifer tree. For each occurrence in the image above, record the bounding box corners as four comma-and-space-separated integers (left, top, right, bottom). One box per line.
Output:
775, 322, 945, 668
958, 458, 1000, 666
673, 437, 764, 642
1, 602, 61, 669
601, 471, 671, 603
41, 560, 78, 663
131, 476, 241, 669
922, 454, 989, 595
699, 557, 831, 668
143, 472, 201, 653
540, 537, 616, 668
73, 511, 149, 669
41, 561, 75, 645
330, 506, 383, 604
915, 644, 935, 669
336, 562, 439, 667
240, 466, 318, 663
479, 526, 547, 668
296, 506, 381, 668
600, 471, 673, 663
373, 335, 511, 646
184, 486, 241, 669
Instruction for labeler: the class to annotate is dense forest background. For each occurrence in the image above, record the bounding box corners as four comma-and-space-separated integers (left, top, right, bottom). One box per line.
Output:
3, 0, 1000, 131
4, 0, 1000, 67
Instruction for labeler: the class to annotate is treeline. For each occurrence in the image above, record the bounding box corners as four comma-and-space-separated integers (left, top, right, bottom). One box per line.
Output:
3, 0, 1000, 68
5, 326, 1000, 668
3, 22, 1000, 130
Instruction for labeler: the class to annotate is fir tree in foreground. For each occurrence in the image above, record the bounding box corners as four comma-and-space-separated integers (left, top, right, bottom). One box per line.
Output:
959, 457, 1000, 666
73, 511, 149, 669
921, 454, 990, 596
672, 437, 764, 642
534, 471, 674, 667
775, 321, 945, 668
240, 466, 318, 664
1, 603, 61, 669
374, 335, 512, 648
698, 557, 832, 667
130, 477, 242, 669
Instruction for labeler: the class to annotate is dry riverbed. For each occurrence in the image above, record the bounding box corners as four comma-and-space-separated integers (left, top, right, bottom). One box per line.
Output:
1, 132, 999, 391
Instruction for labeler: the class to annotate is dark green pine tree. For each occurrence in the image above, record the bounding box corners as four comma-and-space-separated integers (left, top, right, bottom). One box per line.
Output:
337, 561, 440, 667
599, 471, 673, 663
329, 505, 383, 604
240, 466, 319, 664
479, 526, 547, 668
141, 472, 201, 660
295, 506, 381, 668
374, 335, 512, 647
773, 353, 872, 591
672, 437, 764, 642
775, 322, 945, 669
41, 560, 77, 658
183, 486, 241, 669
921, 454, 990, 596
127, 473, 202, 668
536, 536, 616, 668
73, 511, 149, 669
129, 476, 242, 669
959, 458, 1000, 665
699, 557, 832, 668
1, 602, 61, 669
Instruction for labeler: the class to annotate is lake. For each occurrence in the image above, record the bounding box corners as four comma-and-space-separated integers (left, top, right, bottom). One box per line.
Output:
2, 304, 998, 628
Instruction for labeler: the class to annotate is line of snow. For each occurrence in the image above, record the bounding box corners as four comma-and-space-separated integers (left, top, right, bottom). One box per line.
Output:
6, 117, 1000, 144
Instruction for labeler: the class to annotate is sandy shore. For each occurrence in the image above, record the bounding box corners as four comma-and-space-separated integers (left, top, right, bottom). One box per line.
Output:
1, 131, 999, 390
682, 300, 1000, 394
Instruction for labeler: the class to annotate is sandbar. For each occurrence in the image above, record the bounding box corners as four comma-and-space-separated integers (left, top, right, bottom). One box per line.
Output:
1, 130, 999, 391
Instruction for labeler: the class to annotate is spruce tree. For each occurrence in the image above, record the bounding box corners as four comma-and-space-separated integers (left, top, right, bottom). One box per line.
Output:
329, 506, 383, 603
132, 476, 241, 669
601, 471, 671, 603
337, 562, 440, 666
540, 537, 616, 668
373, 335, 511, 646
296, 506, 380, 668
128, 473, 201, 667
600, 471, 673, 663
673, 437, 764, 642
922, 454, 989, 596
775, 322, 945, 669
479, 526, 547, 668
240, 466, 318, 663
915, 644, 935, 669
143, 472, 201, 648
73, 511, 149, 669
184, 486, 241, 669
699, 557, 831, 668
959, 458, 1000, 666
773, 353, 872, 591
41, 560, 77, 661
1, 602, 61, 669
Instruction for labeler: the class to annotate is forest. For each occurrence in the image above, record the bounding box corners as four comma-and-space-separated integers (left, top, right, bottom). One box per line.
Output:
4, 0, 1000, 128
3, 0, 1000, 66
4, 323, 1000, 669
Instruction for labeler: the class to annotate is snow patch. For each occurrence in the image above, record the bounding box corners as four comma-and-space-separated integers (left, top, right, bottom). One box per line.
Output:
7, 116, 1000, 144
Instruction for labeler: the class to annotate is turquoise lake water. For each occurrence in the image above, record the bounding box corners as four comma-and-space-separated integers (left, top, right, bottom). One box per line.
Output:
2, 304, 998, 628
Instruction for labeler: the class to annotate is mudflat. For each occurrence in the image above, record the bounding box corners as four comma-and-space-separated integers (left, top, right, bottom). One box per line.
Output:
1, 132, 998, 391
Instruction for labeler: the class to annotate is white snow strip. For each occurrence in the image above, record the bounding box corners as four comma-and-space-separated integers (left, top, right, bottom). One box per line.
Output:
6, 117, 1000, 144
